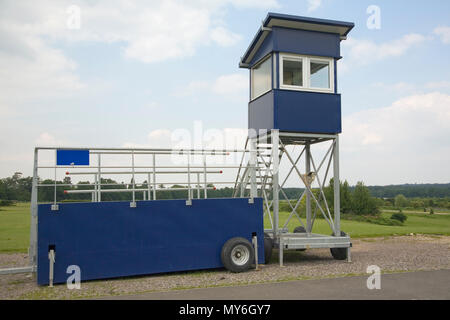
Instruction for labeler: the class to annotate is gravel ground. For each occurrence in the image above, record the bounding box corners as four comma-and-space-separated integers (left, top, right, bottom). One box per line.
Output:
0, 234, 449, 300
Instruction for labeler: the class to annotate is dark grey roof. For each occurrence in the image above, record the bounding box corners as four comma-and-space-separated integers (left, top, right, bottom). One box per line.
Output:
240, 12, 354, 66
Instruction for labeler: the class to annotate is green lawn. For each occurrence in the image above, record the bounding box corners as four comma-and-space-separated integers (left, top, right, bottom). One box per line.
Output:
0, 203, 30, 253
264, 210, 450, 238
0, 203, 450, 253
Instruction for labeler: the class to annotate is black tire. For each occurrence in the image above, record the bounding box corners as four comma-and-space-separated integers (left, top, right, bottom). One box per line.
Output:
263, 233, 273, 264
330, 231, 348, 260
221, 237, 254, 273
293, 226, 307, 251
293, 226, 306, 233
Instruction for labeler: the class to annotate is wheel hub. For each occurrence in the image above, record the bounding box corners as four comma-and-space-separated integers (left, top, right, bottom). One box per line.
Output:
231, 245, 250, 266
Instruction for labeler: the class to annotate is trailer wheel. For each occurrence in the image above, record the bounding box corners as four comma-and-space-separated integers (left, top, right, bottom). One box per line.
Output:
293, 226, 307, 251
330, 231, 348, 260
221, 237, 254, 273
263, 233, 273, 264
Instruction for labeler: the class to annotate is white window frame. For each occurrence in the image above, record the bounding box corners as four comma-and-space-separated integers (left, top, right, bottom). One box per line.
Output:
279, 54, 306, 90
279, 53, 334, 94
250, 54, 272, 101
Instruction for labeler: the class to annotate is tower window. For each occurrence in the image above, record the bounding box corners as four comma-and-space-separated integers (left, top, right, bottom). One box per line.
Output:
280, 53, 334, 93
251, 55, 272, 100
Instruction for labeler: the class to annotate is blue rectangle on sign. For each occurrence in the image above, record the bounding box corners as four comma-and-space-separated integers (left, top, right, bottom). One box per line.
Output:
56, 149, 89, 166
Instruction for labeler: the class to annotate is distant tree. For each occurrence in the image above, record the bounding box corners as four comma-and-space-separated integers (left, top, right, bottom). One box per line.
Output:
394, 194, 409, 208
351, 181, 380, 215
324, 179, 360, 215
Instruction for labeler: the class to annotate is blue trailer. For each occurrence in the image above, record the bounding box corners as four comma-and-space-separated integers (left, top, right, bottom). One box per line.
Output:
28, 147, 265, 286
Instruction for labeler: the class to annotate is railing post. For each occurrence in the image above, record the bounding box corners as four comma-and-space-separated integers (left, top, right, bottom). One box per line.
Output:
152, 154, 156, 200
51, 150, 58, 211
186, 152, 192, 205
97, 153, 102, 202
203, 154, 207, 199
197, 173, 200, 199
130, 150, 136, 207
147, 173, 151, 201
29, 148, 39, 268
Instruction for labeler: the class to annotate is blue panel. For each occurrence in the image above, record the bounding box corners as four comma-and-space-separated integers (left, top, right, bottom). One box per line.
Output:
37, 198, 264, 285
273, 27, 340, 58
248, 91, 274, 137
56, 149, 89, 166
274, 90, 341, 134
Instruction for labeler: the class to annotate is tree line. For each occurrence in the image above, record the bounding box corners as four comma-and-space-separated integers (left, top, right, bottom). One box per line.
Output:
1, 173, 449, 213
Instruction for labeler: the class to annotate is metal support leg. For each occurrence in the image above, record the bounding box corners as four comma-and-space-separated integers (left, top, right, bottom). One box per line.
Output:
250, 138, 257, 201
305, 143, 312, 233
279, 236, 284, 267
333, 136, 341, 236
272, 131, 283, 266
347, 246, 352, 263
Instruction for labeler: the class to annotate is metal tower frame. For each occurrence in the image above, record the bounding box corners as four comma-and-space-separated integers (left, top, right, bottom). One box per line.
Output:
235, 129, 351, 265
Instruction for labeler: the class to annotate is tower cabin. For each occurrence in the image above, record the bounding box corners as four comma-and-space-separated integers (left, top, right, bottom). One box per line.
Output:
240, 13, 354, 137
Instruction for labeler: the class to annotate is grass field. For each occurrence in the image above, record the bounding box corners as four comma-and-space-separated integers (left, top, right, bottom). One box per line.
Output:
0, 203, 450, 253
266, 210, 450, 238
0, 203, 30, 253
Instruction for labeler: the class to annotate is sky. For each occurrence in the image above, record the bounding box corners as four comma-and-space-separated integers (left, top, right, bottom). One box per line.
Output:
1, 0, 450, 186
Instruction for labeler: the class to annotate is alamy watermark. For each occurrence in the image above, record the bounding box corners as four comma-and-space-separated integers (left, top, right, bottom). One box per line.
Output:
66, 5, 81, 30
366, 265, 381, 289
367, 5, 381, 30
66, 265, 81, 289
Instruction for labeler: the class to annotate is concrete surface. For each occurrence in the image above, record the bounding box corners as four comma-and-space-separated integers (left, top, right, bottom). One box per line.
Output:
104, 269, 450, 300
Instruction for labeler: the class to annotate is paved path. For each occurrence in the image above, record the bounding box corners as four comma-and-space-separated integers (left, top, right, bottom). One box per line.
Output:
106, 269, 450, 300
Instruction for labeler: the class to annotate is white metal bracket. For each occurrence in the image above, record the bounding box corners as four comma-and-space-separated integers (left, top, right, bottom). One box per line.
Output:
129, 202, 137, 208
48, 249, 55, 287
248, 198, 254, 204
51, 204, 59, 211
252, 235, 258, 270
186, 200, 192, 206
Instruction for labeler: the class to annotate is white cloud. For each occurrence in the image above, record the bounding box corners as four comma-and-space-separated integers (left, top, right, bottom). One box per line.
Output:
176, 73, 247, 97
0, 22, 84, 113
0, 0, 277, 64
212, 74, 248, 95
425, 81, 450, 90
210, 27, 242, 47
340, 33, 426, 72
433, 26, 450, 44
0, 0, 275, 113
35, 133, 66, 146
372, 81, 450, 94
307, 0, 322, 12
227, 0, 279, 8
341, 92, 450, 184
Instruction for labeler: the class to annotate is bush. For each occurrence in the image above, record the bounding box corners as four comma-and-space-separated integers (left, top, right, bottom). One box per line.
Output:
342, 214, 403, 226
0, 199, 15, 206
391, 212, 407, 223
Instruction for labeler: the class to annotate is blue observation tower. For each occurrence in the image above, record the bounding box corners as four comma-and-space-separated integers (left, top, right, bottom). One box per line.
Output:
235, 13, 355, 265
